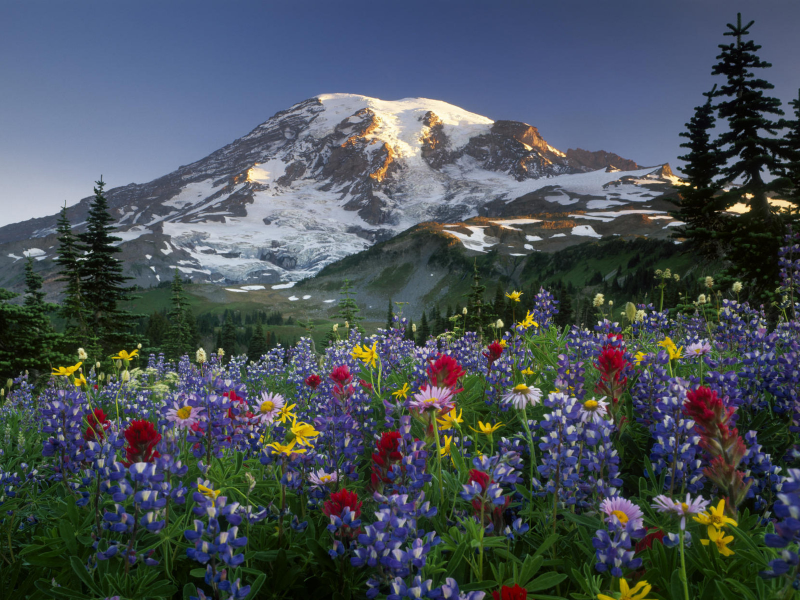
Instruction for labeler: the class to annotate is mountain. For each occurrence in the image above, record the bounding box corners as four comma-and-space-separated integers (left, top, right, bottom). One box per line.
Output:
0, 94, 683, 290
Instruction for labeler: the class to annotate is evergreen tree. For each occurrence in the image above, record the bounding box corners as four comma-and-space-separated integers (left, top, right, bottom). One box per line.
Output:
492, 283, 506, 325
673, 87, 728, 259
464, 260, 493, 336
780, 89, 800, 209
215, 327, 223, 354
145, 311, 170, 350
165, 269, 192, 359
417, 312, 430, 345
185, 310, 200, 352
77, 178, 138, 353
710, 13, 790, 294
337, 279, 362, 332
247, 322, 268, 362
554, 283, 573, 330
386, 298, 394, 331
0, 260, 64, 380
221, 315, 237, 361
55, 204, 89, 339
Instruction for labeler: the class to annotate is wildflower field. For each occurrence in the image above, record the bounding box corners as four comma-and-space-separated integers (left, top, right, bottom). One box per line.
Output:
1, 234, 800, 600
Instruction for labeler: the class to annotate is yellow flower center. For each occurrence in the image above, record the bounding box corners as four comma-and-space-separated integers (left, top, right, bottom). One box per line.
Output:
425, 397, 439, 403
710, 513, 724, 525
681, 502, 689, 512
321, 475, 331, 483
513, 384, 529, 392
584, 400, 599, 410
260, 400, 275, 414
176, 406, 192, 420
611, 510, 629, 524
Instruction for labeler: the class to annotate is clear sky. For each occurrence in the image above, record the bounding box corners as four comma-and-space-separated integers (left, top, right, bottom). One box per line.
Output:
1, 0, 798, 227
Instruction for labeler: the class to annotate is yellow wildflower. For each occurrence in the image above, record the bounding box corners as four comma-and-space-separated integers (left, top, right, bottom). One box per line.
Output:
267, 439, 306, 455
693, 499, 738, 529
516, 310, 538, 330
440, 435, 453, 458
505, 290, 523, 302
634, 351, 647, 366
73, 373, 87, 388
498, 339, 508, 348
392, 383, 411, 401
437, 408, 464, 430
197, 483, 221, 500
112, 349, 139, 361
290, 418, 320, 446
277, 403, 297, 424
470, 421, 503, 436
658, 337, 683, 361
52, 362, 83, 377
520, 367, 534, 376
597, 578, 655, 600
701, 525, 735, 557
351, 341, 378, 369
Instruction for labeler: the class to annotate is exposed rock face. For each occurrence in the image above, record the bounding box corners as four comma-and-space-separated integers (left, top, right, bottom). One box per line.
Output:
566, 148, 640, 172
0, 93, 658, 290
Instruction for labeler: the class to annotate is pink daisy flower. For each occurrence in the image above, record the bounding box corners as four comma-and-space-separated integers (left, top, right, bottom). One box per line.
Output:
308, 469, 338, 487
165, 402, 204, 429
407, 385, 455, 413
579, 397, 609, 424
685, 341, 712, 357
600, 496, 644, 530
253, 392, 285, 424
502, 383, 543, 410
652, 493, 710, 530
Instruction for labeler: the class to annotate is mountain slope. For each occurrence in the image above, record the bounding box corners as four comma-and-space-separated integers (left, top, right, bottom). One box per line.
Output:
0, 94, 680, 290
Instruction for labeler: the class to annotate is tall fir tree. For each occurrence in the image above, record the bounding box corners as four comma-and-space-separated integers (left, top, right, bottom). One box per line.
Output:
779, 89, 800, 209
55, 204, 89, 340
673, 87, 728, 259
464, 260, 493, 336
0, 260, 65, 380
77, 178, 138, 353
386, 298, 394, 331
221, 315, 237, 361
417, 312, 430, 346
247, 322, 268, 362
709, 14, 789, 295
337, 279, 362, 332
165, 269, 192, 359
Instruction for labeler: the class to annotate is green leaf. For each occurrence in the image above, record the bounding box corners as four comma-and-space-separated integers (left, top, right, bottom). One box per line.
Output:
69, 556, 102, 596
526, 572, 567, 592
234, 451, 244, 476
715, 580, 744, 600
245, 574, 266, 600
723, 579, 758, 600
190, 568, 207, 578
461, 580, 498, 592
520, 554, 544, 584
448, 542, 467, 573
33, 580, 89, 600
532, 533, 559, 560
58, 521, 78, 555
670, 569, 684, 600
183, 583, 198, 600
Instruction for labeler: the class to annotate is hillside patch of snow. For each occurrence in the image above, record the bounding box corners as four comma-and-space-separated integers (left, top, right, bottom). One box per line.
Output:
272, 282, 296, 289
572, 225, 602, 238
288, 296, 299, 301
241, 285, 266, 291
226, 288, 248, 293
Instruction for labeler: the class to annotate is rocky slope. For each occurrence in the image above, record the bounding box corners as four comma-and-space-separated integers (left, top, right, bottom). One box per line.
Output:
0, 94, 681, 290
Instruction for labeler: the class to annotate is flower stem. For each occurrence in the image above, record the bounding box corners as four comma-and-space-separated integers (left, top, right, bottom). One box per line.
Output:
679, 527, 690, 600
432, 420, 445, 505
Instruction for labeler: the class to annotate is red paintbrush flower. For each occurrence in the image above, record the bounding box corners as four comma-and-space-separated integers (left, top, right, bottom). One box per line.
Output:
483, 341, 504, 365
323, 488, 362, 520
123, 419, 161, 466
84, 408, 109, 441
371, 431, 403, 489
427, 354, 465, 390
305, 374, 322, 389
492, 584, 527, 600
635, 528, 665, 553
468, 469, 491, 491
330, 365, 353, 387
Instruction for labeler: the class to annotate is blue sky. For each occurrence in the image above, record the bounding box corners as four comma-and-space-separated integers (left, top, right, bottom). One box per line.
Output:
1, 0, 798, 226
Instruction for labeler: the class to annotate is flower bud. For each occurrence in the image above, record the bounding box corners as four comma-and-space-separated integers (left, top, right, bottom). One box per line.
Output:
137, 343, 142, 350
625, 302, 637, 323
705, 276, 714, 289
332, 323, 338, 332
122, 370, 130, 383
593, 293, 604, 307
345, 321, 349, 328
732, 281, 743, 293
217, 348, 225, 357
412, 323, 417, 333
196, 348, 207, 364
462, 307, 468, 315
78, 348, 88, 360
496, 319, 504, 328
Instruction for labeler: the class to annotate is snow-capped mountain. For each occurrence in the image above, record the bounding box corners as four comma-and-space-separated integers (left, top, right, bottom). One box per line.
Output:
0, 94, 681, 288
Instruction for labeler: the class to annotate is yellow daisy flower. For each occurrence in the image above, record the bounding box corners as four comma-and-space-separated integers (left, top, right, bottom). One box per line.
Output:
597, 578, 655, 600
198, 484, 221, 500
267, 439, 306, 455
290, 418, 320, 446
701, 525, 735, 557
437, 408, 464, 430
277, 403, 297, 424
516, 310, 538, 330
470, 421, 503, 436
52, 362, 83, 377
693, 499, 738, 530
658, 337, 683, 361
112, 349, 139, 361
440, 435, 453, 458
392, 383, 411, 401
520, 367, 535, 376
634, 351, 647, 366
505, 290, 523, 302
351, 341, 378, 369
73, 373, 87, 388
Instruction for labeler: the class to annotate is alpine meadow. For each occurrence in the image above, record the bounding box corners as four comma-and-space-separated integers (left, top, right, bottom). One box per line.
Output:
3, 6, 800, 600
